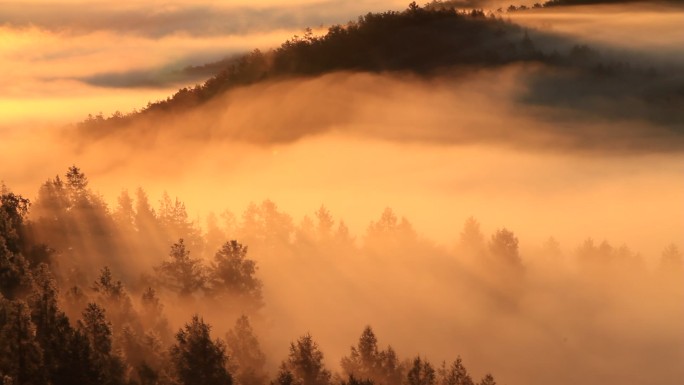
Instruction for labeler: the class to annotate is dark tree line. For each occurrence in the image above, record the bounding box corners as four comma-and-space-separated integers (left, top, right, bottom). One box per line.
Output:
2, 169, 508, 385
502, 0, 665, 12
76, 1, 684, 145
77, 2, 555, 134
2, 166, 682, 384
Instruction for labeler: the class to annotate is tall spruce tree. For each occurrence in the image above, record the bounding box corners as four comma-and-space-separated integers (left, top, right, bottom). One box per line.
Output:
170, 315, 232, 385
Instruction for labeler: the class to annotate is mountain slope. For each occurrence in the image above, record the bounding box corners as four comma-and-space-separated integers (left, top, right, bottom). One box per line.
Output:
76, 2, 684, 151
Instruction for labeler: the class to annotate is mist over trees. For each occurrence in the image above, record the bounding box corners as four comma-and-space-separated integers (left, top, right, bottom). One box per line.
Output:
81, 2, 546, 127
2, 3, 684, 385
75, 1, 684, 151
1, 165, 681, 385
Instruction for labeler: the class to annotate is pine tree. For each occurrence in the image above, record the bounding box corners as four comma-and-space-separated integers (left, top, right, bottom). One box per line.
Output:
377, 346, 402, 385
407, 357, 435, 385
341, 326, 380, 383
120, 326, 169, 385
660, 244, 683, 273
158, 193, 203, 253
210, 241, 263, 306
155, 239, 206, 297
276, 334, 331, 385
78, 303, 126, 385
65, 165, 89, 201
140, 287, 171, 343
0, 190, 30, 254
438, 357, 473, 385
272, 364, 297, 385
459, 217, 485, 256
91, 266, 137, 333
112, 189, 136, 232
0, 242, 32, 300
27, 264, 78, 385
0, 298, 46, 385
314, 206, 334, 242
489, 228, 522, 268
478, 374, 496, 385
225, 316, 267, 385
134, 187, 159, 238
170, 315, 232, 385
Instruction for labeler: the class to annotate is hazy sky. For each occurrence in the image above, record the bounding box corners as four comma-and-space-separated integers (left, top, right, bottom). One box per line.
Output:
2, 0, 681, 126
2, 0, 682, 239
1, 3, 682, 385
0, 0, 553, 125
2, 0, 683, 256
0, 0, 407, 124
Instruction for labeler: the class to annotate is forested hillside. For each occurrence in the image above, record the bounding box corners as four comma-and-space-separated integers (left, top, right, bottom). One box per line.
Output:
2, 2, 683, 385
77, 1, 684, 147
2, 165, 681, 385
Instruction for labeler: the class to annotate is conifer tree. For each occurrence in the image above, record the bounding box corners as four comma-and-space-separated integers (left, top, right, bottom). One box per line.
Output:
155, 239, 206, 297
210, 241, 263, 306
170, 315, 232, 385
407, 357, 435, 385
0, 298, 46, 385
225, 315, 267, 385
276, 334, 331, 385
78, 303, 126, 385
438, 357, 473, 385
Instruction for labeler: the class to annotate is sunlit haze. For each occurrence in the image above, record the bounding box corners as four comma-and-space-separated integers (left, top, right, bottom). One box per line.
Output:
1, 2, 682, 385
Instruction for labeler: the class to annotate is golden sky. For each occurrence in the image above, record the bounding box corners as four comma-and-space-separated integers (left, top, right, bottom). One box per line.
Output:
1, 1, 681, 125
0, 0, 418, 124
1, 0, 682, 255
1, 4, 682, 385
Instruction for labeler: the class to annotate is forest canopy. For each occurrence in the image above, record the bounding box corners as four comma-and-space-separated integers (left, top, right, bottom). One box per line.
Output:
76, 2, 684, 151
2, 2, 683, 385
1, 164, 682, 385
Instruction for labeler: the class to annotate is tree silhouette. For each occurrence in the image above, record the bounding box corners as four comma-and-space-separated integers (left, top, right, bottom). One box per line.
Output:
140, 287, 172, 343
314, 206, 335, 242
0, 242, 32, 300
155, 239, 206, 297
210, 240, 263, 307
78, 303, 126, 385
459, 217, 485, 256
170, 315, 232, 385
489, 228, 522, 269
134, 187, 159, 234
0, 299, 46, 385
65, 165, 89, 205
0, 190, 30, 254
438, 357, 473, 385
276, 334, 331, 385
31, 167, 119, 279
92, 266, 138, 334
26, 264, 82, 385
478, 374, 496, 385
158, 192, 204, 253
120, 326, 169, 385
660, 244, 683, 272
112, 189, 135, 232
341, 326, 380, 383
225, 315, 267, 385
407, 356, 436, 385
0, 190, 35, 299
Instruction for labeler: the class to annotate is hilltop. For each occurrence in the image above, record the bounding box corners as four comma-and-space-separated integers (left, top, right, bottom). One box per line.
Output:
77, 1, 684, 149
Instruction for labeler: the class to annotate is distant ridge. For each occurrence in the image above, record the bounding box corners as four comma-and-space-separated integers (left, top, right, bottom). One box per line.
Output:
79, 3, 552, 131
78, 1, 684, 141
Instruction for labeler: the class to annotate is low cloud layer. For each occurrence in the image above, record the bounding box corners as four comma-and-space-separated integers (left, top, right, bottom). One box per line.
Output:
510, 2, 684, 64
1, 4, 683, 385
0, 1, 409, 37
3, 67, 683, 258
0, 0, 407, 123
